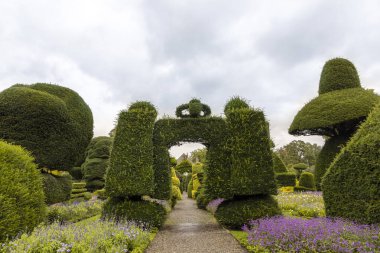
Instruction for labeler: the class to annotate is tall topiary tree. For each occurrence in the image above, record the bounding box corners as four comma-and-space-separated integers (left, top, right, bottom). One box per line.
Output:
0, 141, 46, 242
103, 101, 166, 227
289, 58, 379, 190
81, 136, 112, 191
272, 152, 287, 173
215, 97, 280, 229
322, 102, 380, 224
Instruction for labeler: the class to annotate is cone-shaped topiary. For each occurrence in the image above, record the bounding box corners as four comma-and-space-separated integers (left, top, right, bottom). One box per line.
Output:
272, 152, 287, 173
0, 83, 93, 170
322, 102, 380, 224
0, 141, 46, 241
314, 135, 349, 190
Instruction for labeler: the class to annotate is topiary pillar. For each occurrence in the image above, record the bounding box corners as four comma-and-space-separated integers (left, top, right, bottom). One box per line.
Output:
322, 102, 380, 224
103, 102, 166, 227
215, 98, 280, 229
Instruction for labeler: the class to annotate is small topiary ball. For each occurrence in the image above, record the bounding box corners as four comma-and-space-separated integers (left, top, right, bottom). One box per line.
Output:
188, 99, 203, 117
0, 141, 46, 241
224, 96, 250, 115
319, 58, 361, 95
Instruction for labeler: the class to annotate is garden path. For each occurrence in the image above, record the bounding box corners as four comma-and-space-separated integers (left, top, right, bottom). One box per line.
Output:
146, 194, 247, 253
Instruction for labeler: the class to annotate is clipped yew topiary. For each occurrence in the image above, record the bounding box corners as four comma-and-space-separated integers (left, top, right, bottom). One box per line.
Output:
272, 152, 287, 173
314, 135, 348, 190
0, 83, 93, 170
289, 58, 379, 191
106, 102, 157, 198
42, 173, 73, 204
215, 195, 281, 229
82, 136, 112, 191
275, 172, 296, 187
322, 102, 380, 224
224, 96, 249, 116
0, 141, 46, 241
297, 172, 316, 191
175, 159, 192, 174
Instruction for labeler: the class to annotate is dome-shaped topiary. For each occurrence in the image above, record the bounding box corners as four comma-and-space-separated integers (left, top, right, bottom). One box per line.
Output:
0, 141, 46, 241
298, 172, 316, 190
0, 83, 93, 170
128, 101, 157, 113
224, 96, 249, 115
319, 58, 361, 95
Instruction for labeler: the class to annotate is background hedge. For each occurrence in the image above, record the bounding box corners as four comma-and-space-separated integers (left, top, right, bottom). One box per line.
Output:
226, 107, 277, 196
106, 102, 157, 198
82, 136, 112, 191
275, 172, 296, 187
323, 102, 380, 224
175, 159, 192, 174
0, 83, 93, 170
314, 135, 349, 190
0, 141, 46, 241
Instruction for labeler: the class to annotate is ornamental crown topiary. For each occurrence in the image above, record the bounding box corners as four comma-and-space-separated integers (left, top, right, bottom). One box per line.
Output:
319, 58, 361, 94
0, 141, 46, 241
0, 83, 93, 170
175, 99, 211, 118
322, 102, 380, 224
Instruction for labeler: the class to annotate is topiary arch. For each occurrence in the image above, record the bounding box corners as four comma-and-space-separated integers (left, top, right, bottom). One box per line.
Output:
104, 98, 279, 228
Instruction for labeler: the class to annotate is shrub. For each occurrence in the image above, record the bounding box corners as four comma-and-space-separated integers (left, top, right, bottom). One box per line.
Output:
102, 198, 166, 228
226, 107, 277, 196
192, 162, 204, 175
72, 182, 86, 189
69, 167, 83, 180
275, 172, 296, 187
272, 152, 287, 173
0, 141, 46, 241
106, 102, 157, 198
314, 135, 348, 190
323, 102, 380, 224
224, 96, 249, 116
175, 159, 192, 174
42, 173, 72, 204
94, 189, 108, 200
169, 157, 177, 167
0, 83, 93, 170
196, 187, 212, 210
299, 172, 316, 190
215, 195, 281, 229
187, 179, 193, 198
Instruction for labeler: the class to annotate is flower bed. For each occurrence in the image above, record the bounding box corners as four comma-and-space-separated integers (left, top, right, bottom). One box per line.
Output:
276, 191, 325, 217
0, 219, 152, 253
242, 216, 379, 252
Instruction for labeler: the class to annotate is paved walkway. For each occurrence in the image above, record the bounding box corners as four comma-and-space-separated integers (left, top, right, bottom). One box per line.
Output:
146, 194, 247, 253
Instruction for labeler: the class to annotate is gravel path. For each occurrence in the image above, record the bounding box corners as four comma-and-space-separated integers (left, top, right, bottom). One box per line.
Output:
146, 194, 247, 253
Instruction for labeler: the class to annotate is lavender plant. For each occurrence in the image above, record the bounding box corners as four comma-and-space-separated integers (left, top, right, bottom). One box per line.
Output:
243, 216, 379, 252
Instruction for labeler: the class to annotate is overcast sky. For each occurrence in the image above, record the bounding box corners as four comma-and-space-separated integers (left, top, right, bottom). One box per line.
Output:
1, 0, 380, 158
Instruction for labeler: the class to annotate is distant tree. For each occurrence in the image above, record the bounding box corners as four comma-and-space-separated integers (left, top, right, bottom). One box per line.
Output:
275, 140, 321, 167
189, 148, 207, 163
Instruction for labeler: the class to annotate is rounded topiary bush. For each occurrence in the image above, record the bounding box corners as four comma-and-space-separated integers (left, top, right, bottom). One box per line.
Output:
224, 96, 249, 115
0, 141, 46, 241
42, 173, 72, 204
0, 83, 93, 170
215, 195, 281, 229
102, 199, 167, 228
298, 172, 316, 190
319, 58, 361, 94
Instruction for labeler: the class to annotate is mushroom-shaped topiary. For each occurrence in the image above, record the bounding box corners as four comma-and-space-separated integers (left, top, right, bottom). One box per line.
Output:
289, 58, 379, 189
175, 99, 211, 118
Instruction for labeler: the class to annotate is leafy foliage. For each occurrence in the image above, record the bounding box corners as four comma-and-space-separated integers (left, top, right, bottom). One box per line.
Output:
314, 135, 349, 190
0, 83, 93, 170
224, 96, 249, 116
175, 159, 192, 174
318, 58, 361, 94
323, 102, 380, 224
175, 99, 211, 118
215, 195, 281, 229
0, 141, 46, 242
275, 140, 321, 167
106, 102, 157, 198
189, 148, 207, 163
42, 173, 73, 204
102, 199, 167, 228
